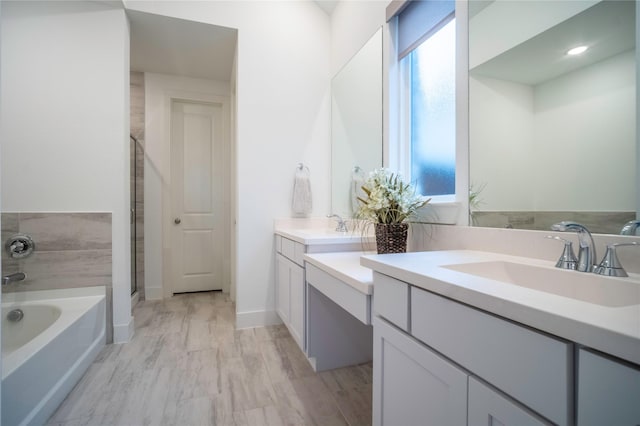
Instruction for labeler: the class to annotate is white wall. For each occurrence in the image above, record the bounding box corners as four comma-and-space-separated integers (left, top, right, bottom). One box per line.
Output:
126, 0, 331, 327
470, 50, 635, 213
0, 1, 132, 341
144, 72, 231, 300
330, 0, 387, 77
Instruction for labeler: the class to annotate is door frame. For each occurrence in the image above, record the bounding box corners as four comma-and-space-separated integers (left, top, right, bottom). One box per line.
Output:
160, 89, 231, 299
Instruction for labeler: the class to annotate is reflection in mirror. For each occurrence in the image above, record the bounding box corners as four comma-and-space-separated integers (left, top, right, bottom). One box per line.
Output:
469, 1, 637, 234
331, 28, 383, 218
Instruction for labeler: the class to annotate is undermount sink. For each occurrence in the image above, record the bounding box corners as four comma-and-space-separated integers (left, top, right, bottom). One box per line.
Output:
443, 261, 640, 307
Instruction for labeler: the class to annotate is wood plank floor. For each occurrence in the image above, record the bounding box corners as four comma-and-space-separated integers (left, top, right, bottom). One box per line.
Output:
47, 291, 373, 426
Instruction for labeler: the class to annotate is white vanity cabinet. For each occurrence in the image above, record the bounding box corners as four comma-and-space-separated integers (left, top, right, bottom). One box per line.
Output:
364, 249, 640, 426
577, 348, 640, 426
468, 377, 551, 426
276, 254, 291, 323
468, 378, 550, 426
275, 236, 306, 350
373, 272, 565, 426
274, 231, 371, 354
373, 316, 467, 426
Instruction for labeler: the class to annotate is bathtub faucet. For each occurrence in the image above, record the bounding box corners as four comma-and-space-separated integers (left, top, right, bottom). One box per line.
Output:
2, 272, 26, 285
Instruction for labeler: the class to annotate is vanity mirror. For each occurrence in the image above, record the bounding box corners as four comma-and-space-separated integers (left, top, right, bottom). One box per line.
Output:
469, 0, 638, 234
331, 28, 383, 218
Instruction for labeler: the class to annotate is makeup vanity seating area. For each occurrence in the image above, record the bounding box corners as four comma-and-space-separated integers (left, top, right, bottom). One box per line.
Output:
274, 222, 640, 426
274, 219, 376, 371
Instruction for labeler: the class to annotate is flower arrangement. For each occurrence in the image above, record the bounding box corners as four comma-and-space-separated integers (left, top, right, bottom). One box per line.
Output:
356, 168, 430, 224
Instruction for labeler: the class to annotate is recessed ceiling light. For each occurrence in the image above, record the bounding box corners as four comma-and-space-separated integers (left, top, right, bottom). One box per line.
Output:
567, 46, 588, 56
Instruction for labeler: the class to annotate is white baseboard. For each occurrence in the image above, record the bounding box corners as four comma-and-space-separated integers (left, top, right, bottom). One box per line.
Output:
145, 287, 163, 301
236, 309, 282, 330
113, 317, 134, 343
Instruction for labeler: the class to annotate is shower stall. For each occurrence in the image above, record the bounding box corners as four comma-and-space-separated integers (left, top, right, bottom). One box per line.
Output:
130, 134, 137, 295
130, 70, 146, 300
130, 134, 144, 298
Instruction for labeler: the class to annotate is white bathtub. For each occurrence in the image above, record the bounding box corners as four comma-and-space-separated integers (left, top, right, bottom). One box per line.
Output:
2, 287, 106, 426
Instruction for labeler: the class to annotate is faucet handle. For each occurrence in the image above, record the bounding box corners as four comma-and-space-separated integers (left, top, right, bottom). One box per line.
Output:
594, 242, 639, 277
546, 236, 578, 270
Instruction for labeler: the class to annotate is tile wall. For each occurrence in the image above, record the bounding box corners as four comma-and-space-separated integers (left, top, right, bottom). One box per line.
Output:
1, 212, 114, 341
131, 71, 145, 301
472, 211, 635, 234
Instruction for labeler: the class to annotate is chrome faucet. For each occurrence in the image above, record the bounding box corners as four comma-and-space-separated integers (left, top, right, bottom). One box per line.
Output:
327, 214, 348, 233
545, 236, 578, 270
2, 272, 26, 286
550, 222, 596, 272
594, 242, 639, 277
620, 220, 640, 236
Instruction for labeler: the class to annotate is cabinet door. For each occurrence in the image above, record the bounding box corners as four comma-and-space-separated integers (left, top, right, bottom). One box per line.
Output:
373, 317, 467, 426
276, 254, 290, 323
289, 262, 305, 351
411, 286, 571, 426
468, 377, 550, 426
578, 349, 640, 426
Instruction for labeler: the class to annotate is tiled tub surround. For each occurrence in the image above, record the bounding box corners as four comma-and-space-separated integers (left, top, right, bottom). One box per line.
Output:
1, 212, 113, 341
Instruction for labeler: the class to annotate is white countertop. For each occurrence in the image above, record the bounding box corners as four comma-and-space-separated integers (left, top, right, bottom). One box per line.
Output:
304, 251, 374, 295
361, 250, 640, 365
275, 227, 375, 246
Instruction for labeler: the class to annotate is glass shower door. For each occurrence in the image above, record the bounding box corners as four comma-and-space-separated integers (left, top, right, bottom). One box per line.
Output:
130, 134, 137, 295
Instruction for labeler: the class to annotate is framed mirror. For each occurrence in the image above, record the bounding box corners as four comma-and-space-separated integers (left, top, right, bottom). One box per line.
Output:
331, 28, 383, 218
469, 0, 637, 234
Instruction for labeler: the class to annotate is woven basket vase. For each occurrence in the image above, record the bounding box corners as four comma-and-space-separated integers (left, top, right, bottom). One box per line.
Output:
374, 223, 409, 254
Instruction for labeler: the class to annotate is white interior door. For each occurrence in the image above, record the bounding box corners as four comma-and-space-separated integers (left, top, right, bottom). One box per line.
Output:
171, 100, 223, 293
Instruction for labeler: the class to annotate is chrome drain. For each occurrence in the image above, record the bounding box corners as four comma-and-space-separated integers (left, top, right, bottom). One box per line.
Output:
7, 309, 24, 322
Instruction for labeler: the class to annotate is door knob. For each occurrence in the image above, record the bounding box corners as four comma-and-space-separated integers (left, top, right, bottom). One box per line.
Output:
174, 218, 181, 224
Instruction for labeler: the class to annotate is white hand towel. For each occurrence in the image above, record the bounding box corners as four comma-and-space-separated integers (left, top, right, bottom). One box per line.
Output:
292, 168, 312, 216
351, 168, 366, 214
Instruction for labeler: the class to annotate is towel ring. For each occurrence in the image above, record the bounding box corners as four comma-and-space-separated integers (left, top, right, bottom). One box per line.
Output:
297, 163, 310, 173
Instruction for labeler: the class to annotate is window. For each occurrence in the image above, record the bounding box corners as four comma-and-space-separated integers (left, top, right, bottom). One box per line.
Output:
405, 18, 456, 197
395, 1, 456, 199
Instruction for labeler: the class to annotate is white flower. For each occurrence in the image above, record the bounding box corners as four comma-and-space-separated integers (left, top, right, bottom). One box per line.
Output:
356, 168, 430, 224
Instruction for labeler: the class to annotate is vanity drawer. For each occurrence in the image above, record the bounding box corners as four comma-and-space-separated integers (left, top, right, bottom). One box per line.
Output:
411, 287, 571, 426
280, 237, 305, 266
306, 263, 371, 324
577, 349, 640, 426
373, 272, 410, 332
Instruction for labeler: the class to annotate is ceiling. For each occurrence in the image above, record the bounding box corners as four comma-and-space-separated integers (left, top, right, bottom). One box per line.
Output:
470, 1, 636, 86
128, 10, 237, 81
314, 0, 339, 15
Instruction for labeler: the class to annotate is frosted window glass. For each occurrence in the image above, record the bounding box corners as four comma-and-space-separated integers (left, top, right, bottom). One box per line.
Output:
409, 18, 456, 197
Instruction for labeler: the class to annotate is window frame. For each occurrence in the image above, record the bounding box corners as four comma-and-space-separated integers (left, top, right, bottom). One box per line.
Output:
399, 18, 457, 203
386, 0, 470, 224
